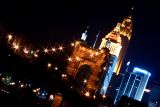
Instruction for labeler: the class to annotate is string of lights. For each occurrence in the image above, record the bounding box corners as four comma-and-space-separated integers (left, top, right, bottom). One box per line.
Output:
6, 34, 68, 59
5, 33, 102, 62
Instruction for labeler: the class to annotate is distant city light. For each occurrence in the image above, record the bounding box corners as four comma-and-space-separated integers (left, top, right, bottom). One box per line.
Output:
23, 48, 29, 54
127, 61, 130, 66
30, 50, 34, 54
20, 84, 24, 88
62, 74, 67, 78
34, 53, 38, 57
9, 82, 16, 85
54, 67, 58, 70
33, 89, 37, 93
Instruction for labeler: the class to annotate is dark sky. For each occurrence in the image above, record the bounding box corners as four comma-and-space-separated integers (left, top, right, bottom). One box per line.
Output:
0, 0, 160, 80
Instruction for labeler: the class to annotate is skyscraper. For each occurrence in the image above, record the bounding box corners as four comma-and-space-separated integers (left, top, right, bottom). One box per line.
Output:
99, 16, 132, 94
99, 23, 122, 95
114, 67, 151, 104
114, 16, 132, 75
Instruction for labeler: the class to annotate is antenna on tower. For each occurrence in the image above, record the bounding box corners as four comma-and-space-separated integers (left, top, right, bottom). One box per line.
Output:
129, 5, 134, 16
93, 30, 100, 48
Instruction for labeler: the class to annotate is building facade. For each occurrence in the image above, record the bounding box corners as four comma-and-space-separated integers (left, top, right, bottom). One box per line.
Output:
99, 16, 132, 94
114, 67, 151, 104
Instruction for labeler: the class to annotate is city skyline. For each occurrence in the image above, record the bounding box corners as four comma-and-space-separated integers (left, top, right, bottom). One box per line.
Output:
0, 1, 160, 107
0, 1, 159, 80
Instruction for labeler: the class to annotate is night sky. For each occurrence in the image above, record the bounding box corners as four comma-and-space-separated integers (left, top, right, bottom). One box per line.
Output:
0, 0, 160, 81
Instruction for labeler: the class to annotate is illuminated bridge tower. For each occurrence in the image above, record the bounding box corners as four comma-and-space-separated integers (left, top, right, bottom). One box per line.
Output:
66, 40, 110, 97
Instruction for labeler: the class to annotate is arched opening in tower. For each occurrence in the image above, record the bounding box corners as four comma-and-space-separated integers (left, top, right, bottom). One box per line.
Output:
75, 64, 92, 89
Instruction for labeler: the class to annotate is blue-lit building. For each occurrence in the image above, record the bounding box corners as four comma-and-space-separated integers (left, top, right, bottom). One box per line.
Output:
99, 23, 122, 95
114, 67, 151, 104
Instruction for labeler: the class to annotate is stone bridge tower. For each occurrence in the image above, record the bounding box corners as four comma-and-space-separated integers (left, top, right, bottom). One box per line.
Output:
66, 41, 110, 98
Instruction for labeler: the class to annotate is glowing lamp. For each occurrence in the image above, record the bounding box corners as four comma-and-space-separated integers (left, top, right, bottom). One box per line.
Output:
59, 46, 63, 50
144, 88, 150, 93
76, 57, 80, 61
13, 43, 19, 50
75, 41, 79, 45
71, 43, 74, 46
103, 67, 107, 70
8, 34, 12, 41
23, 48, 29, 54
85, 92, 90, 97
44, 48, 48, 53
95, 52, 99, 55
52, 48, 56, 52
47, 63, 52, 68
68, 57, 72, 61
34, 53, 38, 57
90, 54, 94, 57
102, 95, 106, 98
33, 89, 37, 93
83, 79, 87, 83
93, 95, 96, 99
54, 67, 58, 70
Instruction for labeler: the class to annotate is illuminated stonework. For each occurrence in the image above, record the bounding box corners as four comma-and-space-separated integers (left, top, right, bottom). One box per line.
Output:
99, 23, 122, 57
66, 41, 110, 96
